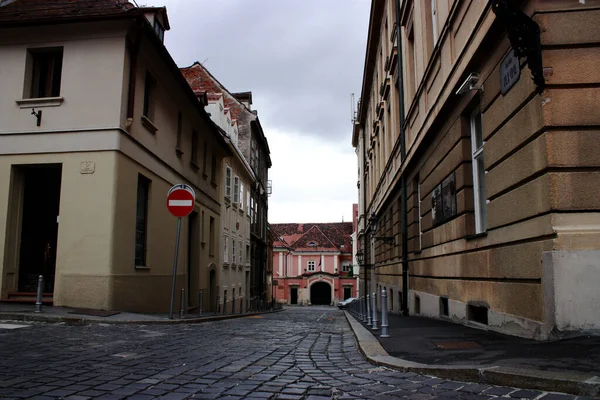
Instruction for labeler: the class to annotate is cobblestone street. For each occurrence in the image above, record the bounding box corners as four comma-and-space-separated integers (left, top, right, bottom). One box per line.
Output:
0, 307, 581, 399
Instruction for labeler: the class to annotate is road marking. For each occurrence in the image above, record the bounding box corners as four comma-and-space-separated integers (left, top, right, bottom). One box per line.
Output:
168, 200, 192, 206
0, 323, 30, 330
316, 312, 327, 321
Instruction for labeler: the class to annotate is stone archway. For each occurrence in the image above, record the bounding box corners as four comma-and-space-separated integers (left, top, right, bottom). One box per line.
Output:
310, 282, 332, 305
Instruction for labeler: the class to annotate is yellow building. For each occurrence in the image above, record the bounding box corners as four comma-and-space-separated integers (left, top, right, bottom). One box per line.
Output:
353, 0, 600, 339
0, 0, 232, 313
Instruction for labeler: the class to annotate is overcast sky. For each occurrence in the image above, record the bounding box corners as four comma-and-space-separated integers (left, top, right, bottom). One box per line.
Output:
143, 0, 370, 223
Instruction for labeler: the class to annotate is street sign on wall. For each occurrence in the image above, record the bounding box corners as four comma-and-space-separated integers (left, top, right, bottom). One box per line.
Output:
166, 184, 195, 218
500, 49, 521, 95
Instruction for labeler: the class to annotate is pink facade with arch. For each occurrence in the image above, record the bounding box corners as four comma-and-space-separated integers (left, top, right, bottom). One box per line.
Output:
271, 222, 357, 305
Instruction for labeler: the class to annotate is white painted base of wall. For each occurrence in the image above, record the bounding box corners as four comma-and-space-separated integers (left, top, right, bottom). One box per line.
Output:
409, 289, 547, 339
543, 250, 600, 336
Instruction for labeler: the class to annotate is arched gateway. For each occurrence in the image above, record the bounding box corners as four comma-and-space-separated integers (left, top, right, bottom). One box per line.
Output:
310, 282, 332, 305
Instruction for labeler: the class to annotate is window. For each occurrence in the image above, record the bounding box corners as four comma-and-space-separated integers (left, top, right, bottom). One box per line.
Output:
225, 167, 232, 198
239, 183, 244, 211
143, 72, 157, 121
135, 174, 150, 266
201, 211, 205, 243
211, 154, 217, 183
342, 263, 351, 273
246, 191, 251, 215
431, 0, 438, 47
191, 130, 199, 166
209, 216, 215, 256
239, 240, 243, 265
307, 261, 316, 272
470, 108, 487, 233
407, 26, 417, 99
27, 47, 63, 98
202, 141, 208, 176
246, 245, 250, 265
232, 238, 236, 264
233, 176, 240, 204
154, 19, 165, 43
176, 112, 183, 154
417, 176, 422, 251
224, 235, 229, 263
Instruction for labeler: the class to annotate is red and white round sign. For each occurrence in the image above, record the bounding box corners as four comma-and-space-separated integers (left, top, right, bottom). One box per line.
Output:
166, 184, 196, 218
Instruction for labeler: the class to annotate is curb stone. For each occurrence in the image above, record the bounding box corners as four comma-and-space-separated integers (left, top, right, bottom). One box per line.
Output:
0, 308, 285, 326
343, 311, 600, 398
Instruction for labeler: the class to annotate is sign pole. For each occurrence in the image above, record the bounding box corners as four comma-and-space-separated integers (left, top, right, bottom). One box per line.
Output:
169, 217, 182, 319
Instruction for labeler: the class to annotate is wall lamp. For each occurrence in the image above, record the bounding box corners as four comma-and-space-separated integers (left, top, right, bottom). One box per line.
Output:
369, 212, 395, 245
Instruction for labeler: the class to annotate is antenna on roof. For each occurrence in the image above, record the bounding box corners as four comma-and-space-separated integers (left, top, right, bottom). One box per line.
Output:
201, 58, 209, 65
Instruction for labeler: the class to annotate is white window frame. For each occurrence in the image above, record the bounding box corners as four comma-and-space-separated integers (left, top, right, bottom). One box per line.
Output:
470, 107, 487, 234
431, 0, 438, 47
232, 238, 236, 264
307, 261, 316, 272
246, 191, 251, 215
223, 235, 229, 263
233, 175, 240, 204
225, 167, 232, 198
239, 182, 244, 211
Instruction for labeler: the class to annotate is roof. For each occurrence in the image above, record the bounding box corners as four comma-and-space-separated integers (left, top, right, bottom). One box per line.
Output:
271, 222, 354, 253
181, 62, 272, 167
181, 62, 249, 125
0, 0, 137, 25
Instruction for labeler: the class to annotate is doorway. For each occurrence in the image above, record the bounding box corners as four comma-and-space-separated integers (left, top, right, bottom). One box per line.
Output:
17, 165, 62, 293
187, 211, 199, 307
310, 282, 331, 305
209, 269, 216, 312
290, 287, 298, 305
343, 286, 352, 300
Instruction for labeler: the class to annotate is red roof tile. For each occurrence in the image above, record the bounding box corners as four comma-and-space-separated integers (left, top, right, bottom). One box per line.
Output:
180, 62, 250, 124
271, 222, 353, 253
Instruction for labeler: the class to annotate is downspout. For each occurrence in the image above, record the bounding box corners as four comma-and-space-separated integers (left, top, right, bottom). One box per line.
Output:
395, 0, 409, 316
362, 116, 368, 301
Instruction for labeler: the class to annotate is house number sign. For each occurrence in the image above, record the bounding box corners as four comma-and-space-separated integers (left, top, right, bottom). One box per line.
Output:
500, 49, 521, 95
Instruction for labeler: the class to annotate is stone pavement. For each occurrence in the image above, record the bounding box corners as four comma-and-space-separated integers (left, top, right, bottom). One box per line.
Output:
0, 302, 278, 325
344, 310, 600, 398
0, 306, 593, 399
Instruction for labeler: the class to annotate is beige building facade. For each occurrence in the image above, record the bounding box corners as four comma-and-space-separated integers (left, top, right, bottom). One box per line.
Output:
353, 0, 600, 339
0, 1, 232, 313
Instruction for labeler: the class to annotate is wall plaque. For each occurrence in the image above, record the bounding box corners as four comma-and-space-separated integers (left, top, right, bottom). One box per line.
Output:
500, 49, 521, 95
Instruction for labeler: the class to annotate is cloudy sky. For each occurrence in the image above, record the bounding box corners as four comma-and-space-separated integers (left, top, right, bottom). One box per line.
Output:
143, 0, 370, 223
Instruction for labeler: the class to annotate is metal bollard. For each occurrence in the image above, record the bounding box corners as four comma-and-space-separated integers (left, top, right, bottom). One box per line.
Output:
366, 294, 372, 326
198, 291, 203, 317
371, 292, 379, 330
380, 288, 390, 337
179, 288, 185, 318
359, 296, 364, 321
35, 275, 44, 313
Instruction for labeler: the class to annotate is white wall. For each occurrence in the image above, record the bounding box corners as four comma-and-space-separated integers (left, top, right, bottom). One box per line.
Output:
543, 250, 600, 334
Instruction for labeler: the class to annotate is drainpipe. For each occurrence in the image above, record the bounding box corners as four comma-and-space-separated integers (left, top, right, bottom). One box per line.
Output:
361, 113, 368, 302
395, 0, 409, 316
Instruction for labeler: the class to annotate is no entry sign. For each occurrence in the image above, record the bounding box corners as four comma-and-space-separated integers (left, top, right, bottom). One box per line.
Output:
167, 184, 195, 218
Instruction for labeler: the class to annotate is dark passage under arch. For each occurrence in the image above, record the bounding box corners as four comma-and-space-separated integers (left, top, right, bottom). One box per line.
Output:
310, 282, 331, 305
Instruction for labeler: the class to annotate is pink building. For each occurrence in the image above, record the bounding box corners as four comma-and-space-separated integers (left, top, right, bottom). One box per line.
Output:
272, 222, 357, 305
